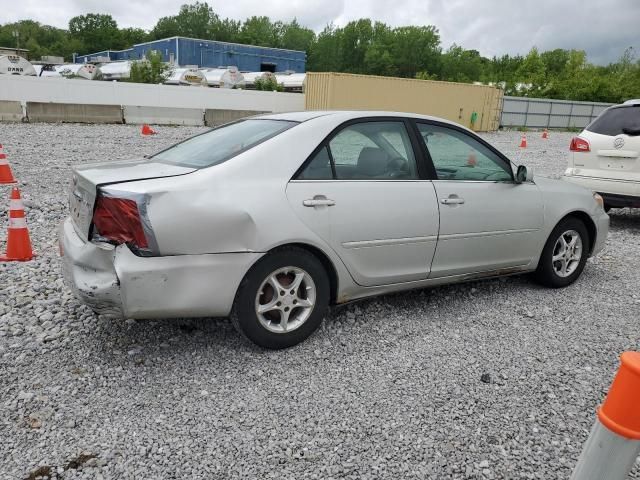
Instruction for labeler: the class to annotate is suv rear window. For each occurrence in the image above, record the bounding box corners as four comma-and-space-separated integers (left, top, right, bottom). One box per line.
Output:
586, 106, 640, 136
153, 119, 297, 168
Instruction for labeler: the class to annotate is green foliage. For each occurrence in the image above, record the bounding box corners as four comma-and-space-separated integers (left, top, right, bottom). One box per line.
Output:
68, 13, 120, 54
128, 51, 169, 84
415, 71, 438, 81
254, 76, 283, 92
1, 1, 639, 103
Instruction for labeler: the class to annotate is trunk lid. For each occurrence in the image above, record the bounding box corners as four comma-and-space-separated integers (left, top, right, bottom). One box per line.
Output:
574, 105, 640, 180
576, 131, 640, 180
69, 158, 196, 239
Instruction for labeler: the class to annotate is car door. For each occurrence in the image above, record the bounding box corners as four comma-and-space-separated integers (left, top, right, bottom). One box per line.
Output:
287, 119, 440, 287
414, 121, 544, 279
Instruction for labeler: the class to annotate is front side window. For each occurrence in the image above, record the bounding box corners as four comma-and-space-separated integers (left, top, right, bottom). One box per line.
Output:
297, 121, 419, 180
153, 119, 296, 168
416, 123, 512, 182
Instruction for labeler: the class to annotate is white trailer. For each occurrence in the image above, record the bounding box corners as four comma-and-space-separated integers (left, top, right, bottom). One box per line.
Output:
33, 64, 61, 77
97, 61, 131, 81
275, 72, 306, 92
201, 66, 245, 89
242, 71, 276, 89
0, 55, 36, 76
164, 68, 206, 86
56, 64, 99, 80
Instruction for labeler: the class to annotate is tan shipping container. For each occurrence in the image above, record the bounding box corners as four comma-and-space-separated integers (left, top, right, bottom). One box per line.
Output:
305, 72, 503, 132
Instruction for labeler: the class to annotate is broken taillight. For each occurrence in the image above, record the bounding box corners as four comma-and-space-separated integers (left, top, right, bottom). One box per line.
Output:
92, 194, 149, 249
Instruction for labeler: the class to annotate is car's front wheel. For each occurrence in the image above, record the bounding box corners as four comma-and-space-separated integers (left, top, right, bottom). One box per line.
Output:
232, 247, 330, 349
534, 217, 589, 288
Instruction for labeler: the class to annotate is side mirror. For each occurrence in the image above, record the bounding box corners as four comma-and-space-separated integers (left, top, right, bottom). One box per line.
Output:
515, 165, 532, 183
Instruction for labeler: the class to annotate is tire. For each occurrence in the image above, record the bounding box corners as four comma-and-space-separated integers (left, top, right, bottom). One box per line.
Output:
534, 217, 590, 288
231, 247, 330, 349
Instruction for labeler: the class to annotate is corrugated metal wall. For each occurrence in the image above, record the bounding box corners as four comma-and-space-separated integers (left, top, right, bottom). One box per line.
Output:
501, 96, 612, 129
305, 73, 503, 131
76, 37, 306, 72
176, 38, 305, 71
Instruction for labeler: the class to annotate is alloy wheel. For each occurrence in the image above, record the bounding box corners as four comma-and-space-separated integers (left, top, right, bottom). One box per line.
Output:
254, 267, 316, 333
552, 229, 583, 278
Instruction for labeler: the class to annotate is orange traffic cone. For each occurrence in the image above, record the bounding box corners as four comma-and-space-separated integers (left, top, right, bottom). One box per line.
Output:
0, 187, 34, 262
542, 129, 549, 139
0, 144, 17, 184
519, 134, 527, 148
467, 152, 477, 167
141, 124, 156, 136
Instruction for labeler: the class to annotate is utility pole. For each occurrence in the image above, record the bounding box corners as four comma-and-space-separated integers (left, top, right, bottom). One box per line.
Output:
12, 30, 20, 51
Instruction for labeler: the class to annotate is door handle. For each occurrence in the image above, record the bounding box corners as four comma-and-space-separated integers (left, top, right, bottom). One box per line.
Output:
303, 198, 336, 207
440, 196, 465, 205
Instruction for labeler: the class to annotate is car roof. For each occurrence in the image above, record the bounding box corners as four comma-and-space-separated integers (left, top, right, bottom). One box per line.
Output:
258, 110, 466, 129
622, 99, 640, 106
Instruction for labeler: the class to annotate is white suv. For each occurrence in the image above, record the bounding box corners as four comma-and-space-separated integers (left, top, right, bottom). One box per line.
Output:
563, 99, 640, 211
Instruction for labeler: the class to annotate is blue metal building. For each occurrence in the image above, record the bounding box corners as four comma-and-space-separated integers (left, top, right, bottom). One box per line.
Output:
75, 36, 306, 72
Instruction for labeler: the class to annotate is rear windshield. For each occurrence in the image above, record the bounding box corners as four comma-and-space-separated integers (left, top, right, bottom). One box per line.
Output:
153, 119, 297, 168
586, 106, 640, 136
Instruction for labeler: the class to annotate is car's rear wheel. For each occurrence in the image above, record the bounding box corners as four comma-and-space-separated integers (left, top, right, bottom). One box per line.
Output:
534, 217, 589, 288
232, 247, 330, 349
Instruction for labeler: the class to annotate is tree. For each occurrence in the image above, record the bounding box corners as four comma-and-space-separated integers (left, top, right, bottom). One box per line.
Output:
388, 26, 441, 78
211, 18, 241, 43
128, 51, 169, 84
307, 24, 342, 72
119, 28, 148, 49
280, 19, 315, 52
239, 16, 279, 47
515, 47, 547, 95
68, 13, 120, 53
150, 16, 179, 40
439, 44, 484, 82
254, 76, 283, 91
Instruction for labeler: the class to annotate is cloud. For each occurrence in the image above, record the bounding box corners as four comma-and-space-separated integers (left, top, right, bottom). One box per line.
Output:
0, 0, 637, 64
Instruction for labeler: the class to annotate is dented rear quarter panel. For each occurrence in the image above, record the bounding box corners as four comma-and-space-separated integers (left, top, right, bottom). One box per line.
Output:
105, 115, 360, 298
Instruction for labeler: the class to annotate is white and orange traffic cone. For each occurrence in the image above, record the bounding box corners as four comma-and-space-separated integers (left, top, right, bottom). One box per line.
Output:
570, 351, 640, 480
519, 134, 527, 148
0, 144, 17, 184
0, 187, 35, 262
141, 124, 156, 136
542, 129, 549, 140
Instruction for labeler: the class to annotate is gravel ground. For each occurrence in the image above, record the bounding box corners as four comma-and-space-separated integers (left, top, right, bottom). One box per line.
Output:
0, 123, 638, 480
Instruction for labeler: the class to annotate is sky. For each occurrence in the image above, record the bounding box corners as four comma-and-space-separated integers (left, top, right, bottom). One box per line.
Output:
0, 0, 638, 64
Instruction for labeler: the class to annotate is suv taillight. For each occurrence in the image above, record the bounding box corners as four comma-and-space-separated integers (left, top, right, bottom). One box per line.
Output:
570, 137, 590, 152
92, 194, 149, 249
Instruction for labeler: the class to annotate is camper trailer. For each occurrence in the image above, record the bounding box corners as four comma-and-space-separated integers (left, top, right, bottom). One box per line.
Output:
164, 67, 206, 86
97, 61, 131, 81
275, 72, 306, 92
202, 66, 245, 88
242, 71, 277, 89
56, 63, 98, 80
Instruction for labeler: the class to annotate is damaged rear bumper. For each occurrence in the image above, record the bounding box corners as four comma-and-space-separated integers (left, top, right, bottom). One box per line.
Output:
59, 217, 263, 319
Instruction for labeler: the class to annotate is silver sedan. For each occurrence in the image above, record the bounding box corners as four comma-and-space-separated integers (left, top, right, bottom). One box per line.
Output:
59, 111, 609, 348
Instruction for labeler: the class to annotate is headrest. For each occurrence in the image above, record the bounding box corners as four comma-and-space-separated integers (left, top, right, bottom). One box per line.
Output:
357, 147, 388, 177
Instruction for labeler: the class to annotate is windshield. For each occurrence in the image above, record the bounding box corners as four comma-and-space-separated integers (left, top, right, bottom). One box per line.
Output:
153, 119, 297, 168
586, 106, 640, 136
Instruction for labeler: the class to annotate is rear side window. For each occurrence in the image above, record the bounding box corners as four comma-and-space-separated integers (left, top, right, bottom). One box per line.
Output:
296, 121, 419, 180
153, 119, 296, 168
586, 106, 640, 136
